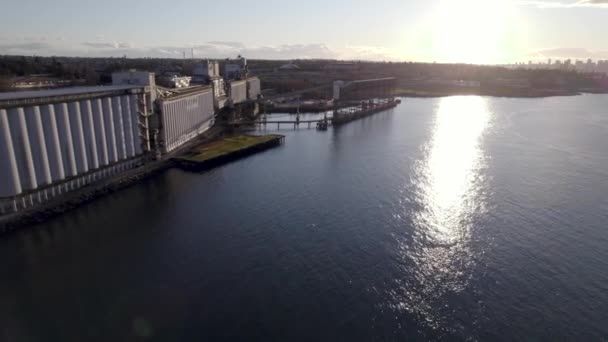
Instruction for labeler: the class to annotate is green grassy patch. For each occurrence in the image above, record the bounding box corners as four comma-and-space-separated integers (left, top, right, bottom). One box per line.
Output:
177, 135, 282, 163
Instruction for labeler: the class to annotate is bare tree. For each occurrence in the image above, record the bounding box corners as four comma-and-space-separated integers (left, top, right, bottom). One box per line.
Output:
0, 75, 12, 92
85, 68, 99, 85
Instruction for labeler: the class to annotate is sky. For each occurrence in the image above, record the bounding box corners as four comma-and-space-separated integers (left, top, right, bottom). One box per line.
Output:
1, 0, 607, 64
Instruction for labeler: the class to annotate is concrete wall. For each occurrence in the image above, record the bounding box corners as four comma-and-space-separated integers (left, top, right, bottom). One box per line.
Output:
247, 77, 261, 100
230, 80, 247, 104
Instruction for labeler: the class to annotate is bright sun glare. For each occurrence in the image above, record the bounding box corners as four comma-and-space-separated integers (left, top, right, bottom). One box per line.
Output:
434, 0, 514, 64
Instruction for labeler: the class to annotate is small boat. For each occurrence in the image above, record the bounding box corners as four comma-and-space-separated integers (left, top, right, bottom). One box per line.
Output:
316, 120, 328, 130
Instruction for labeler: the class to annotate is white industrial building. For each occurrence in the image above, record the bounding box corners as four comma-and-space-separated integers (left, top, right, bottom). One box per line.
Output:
247, 77, 261, 100
156, 87, 215, 153
210, 78, 227, 109
223, 56, 248, 80
0, 80, 154, 214
229, 80, 248, 105
193, 60, 221, 84
159, 75, 192, 89
0, 65, 263, 215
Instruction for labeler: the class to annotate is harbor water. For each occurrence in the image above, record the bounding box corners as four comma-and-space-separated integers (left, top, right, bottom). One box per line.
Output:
1, 95, 608, 341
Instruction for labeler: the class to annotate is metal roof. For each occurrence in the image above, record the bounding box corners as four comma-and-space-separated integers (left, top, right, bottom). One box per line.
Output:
0, 85, 143, 101
350, 77, 397, 85
157, 85, 213, 102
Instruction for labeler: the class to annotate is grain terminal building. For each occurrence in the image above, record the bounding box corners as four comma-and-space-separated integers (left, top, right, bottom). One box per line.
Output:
156, 86, 215, 153
0, 70, 262, 215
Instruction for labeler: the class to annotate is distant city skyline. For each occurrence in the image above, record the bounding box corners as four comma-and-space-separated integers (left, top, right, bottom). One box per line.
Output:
1, 0, 608, 63
507, 58, 608, 74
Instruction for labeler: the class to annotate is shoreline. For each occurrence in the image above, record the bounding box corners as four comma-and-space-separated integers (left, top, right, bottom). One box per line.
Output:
266, 90, 608, 114
0, 128, 288, 234
0, 126, 225, 235
393, 89, 587, 98
2, 90, 606, 233
0, 159, 173, 234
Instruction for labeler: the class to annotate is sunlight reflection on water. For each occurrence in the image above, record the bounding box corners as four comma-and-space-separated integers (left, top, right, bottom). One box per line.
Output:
390, 96, 492, 331
418, 96, 490, 244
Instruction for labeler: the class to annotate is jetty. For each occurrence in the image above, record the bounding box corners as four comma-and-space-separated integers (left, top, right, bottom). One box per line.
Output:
228, 98, 401, 129
332, 98, 400, 125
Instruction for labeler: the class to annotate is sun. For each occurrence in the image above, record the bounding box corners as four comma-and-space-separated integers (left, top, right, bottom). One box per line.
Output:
433, 0, 514, 64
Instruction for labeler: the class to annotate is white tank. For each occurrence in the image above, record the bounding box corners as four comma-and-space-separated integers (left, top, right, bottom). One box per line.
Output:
0, 109, 22, 197
40, 104, 65, 182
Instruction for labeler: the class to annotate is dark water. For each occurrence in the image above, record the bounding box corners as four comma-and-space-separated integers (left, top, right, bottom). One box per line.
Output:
2, 95, 608, 341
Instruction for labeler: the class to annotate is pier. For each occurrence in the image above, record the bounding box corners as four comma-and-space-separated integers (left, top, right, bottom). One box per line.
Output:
0, 73, 399, 229
229, 76, 400, 130
332, 98, 400, 125
229, 118, 330, 130
228, 98, 401, 129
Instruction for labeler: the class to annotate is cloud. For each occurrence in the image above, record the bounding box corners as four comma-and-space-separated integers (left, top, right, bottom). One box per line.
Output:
0, 36, 399, 61
245, 44, 336, 60
82, 42, 116, 49
24, 36, 47, 41
522, 0, 608, 7
151, 42, 339, 60
527, 47, 608, 59
342, 45, 401, 61
82, 41, 132, 49
577, 0, 608, 4
206, 41, 246, 49
0, 42, 52, 54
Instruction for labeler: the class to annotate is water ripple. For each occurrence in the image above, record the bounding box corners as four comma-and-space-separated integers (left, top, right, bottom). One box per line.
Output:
388, 96, 492, 334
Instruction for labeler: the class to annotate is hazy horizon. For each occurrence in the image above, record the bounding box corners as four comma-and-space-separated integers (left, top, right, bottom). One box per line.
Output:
1, 0, 608, 64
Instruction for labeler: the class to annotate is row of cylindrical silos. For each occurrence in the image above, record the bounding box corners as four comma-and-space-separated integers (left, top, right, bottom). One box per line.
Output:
0, 92, 143, 199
